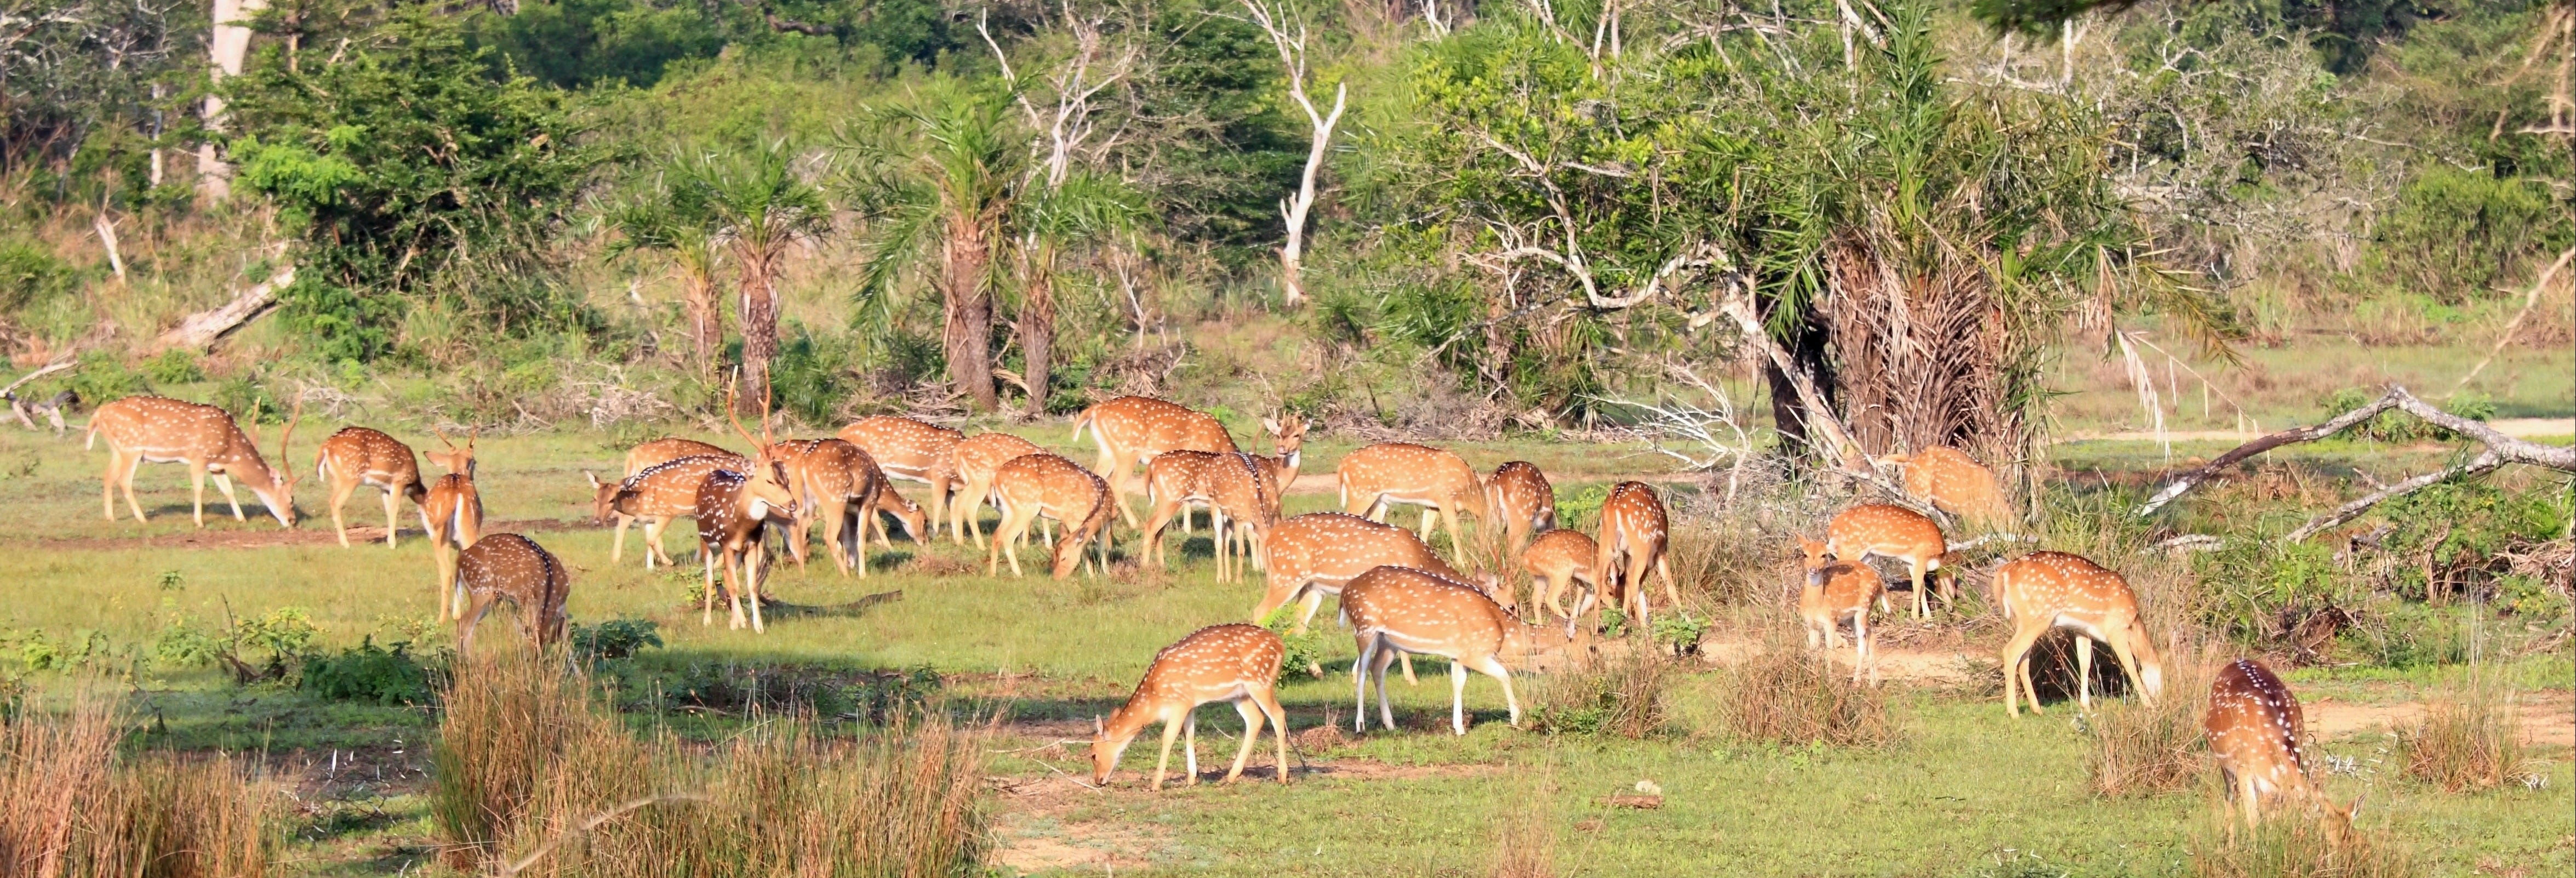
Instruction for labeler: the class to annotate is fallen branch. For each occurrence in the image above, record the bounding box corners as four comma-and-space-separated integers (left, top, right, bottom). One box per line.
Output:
154, 265, 293, 353
2133, 385, 2574, 518
2281, 450, 2506, 543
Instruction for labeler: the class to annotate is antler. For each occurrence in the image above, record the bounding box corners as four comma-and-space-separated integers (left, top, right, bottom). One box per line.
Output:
435, 427, 456, 450
724, 375, 765, 451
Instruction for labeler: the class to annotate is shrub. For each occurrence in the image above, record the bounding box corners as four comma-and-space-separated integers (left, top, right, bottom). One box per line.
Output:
64, 350, 149, 410
1529, 648, 1673, 738
0, 238, 80, 312
570, 618, 664, 663
2087, 653, 2213, 797
2192, 814, 2413, 878
0, 693, 280, 877
1719, 641, 1898, 749
144, 349, 206, 385
2361, 166, 2568, 306
2399, 681, 2530, 793
299, 637, 442, 705
1259, 605, 1330, 681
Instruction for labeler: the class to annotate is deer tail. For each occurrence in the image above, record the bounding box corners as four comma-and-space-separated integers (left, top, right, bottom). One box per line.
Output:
1069, 408, 1094, 442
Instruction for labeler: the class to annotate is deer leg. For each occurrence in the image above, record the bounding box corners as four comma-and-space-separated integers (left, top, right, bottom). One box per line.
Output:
1998, 625, 2047, 716
990, 502, 1028, 577
1225, 699, 1263, 783
101, 452, 121, 521
329, 480, 355, 546
2107, 631, 2151, 706
1472, 655, 1522, 728
1373, 644, 1400, 732
1151, 715, 1183, 792
1449, 657, 1469, 736
1183, 710, 1201, 783
380, 486, 401, 548
212, 472, 245, 521
1111, 452, 1142, 527
1910, 557, 1930, 619
1143, 498, 1179, 568
456, 594, 490, 654
190, 465, 208, 527
1656, 554, 1678, 607
2074, 635, 2096, 711
1295, 589, 1327, 635
702, 546, 719, 626
612, 514, 631, 563
1353, 635, 1376, 732
726, 547, 749, 631
1443, 507, 1470, 565
1854, 609, 1876, 686
1401, 653, 1418, 686
1256, 687, 1289, 783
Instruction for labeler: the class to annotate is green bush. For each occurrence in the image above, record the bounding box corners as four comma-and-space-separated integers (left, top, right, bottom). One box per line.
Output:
2362, 166, 2572, 304
2317, 387, 2498, 443
300, 637, 442, 705
1259, 605, 1330, 681
648, 663, 940, 724
143, 349, 207, 385
62, 350, 150, 409
570, 618, 664, 663
0, 239, 79, 311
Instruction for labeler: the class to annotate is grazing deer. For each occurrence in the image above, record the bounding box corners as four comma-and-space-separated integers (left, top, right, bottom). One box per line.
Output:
453, 533, 570, 654
986, 453, 1116, 579
313, 426, 424, 548
858, 455, 930, 549
939, 431, 1042, 544
625, 436, 739, 477
1069, 395, 1238, 526
1336, 442, 1488, 564
2206, 658, 2361, 836
1520, 529, 1597, 625
771, 438, 887, 577
1996, 551, 2167, 716
421, 430, 484, 620
1485, 461, 1556, 565
1343, 565, 1541, 736
1797, 537, 1885, 685
88, 395, 300, 528
696, 405, 801, 632
1876, 446, 2013, 530
1821, 503, 1947, 619
1141, 451, 1275, 583
1255, 512, 1499, 634
589, 454, 734, 568
837, 415, 964, 534
1090, 624, 1291, 790
1589, 481, 1676, 634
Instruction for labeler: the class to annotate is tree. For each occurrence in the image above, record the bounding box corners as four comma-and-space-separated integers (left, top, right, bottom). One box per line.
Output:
1238, 0, 1344, 307
1014, 172, 1144, 414
607, 172, 727, 375
848, 95, 1021, 413
688, 139, 829, 410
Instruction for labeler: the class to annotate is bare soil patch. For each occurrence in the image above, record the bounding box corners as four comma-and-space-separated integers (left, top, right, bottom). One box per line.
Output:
2305, 688, 2575, 748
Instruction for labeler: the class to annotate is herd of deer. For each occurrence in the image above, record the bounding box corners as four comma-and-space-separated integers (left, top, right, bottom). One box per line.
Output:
78, 391, 2357, 835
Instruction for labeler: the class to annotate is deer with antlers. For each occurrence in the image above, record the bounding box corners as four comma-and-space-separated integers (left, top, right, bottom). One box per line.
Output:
696, 399, 801, 632
1873, 446, 2014, 531
421, 430, 483, 620
1141, 451, 1275, 583
1819, 503, 1948, 619
1996, 551, 2167, 716
1797, 537, 1886, 685
1485, 461, 1556, 565
313, 426, 424, 548
1520, 529, 1597, 627
453, 533, 570, 654
1343, 565, 1564, 736
1589, 481, 1677, 634
589, 454, 734, 569
624, 436, 740, 477
2206, 658, 2361, 837
938, 431, 1043, 545
1254, 512, 1501, 634
770, 438, 890, 577
1090, 624, 1291, 791
837, 415, 964, 535
1070, 395, 1239, 527
986, 453, 1116, 580
88, 395, 300, 528
1338, 442, 1489, 565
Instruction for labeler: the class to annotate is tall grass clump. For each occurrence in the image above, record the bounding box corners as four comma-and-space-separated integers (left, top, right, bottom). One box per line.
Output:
2398, 681, 2528, 793
1486, 773, 1557, 878
2087, 652, 2214, 797
1, 694, 279, 878
1718, 640, 1898, 748
1528, 648, 1673, 738
434, 648, 989, 876
2192, 816, 2413, 878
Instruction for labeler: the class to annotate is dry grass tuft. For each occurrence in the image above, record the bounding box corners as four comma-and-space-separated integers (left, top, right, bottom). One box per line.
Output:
1719, 639, 1899, 749
2399, 681, 2529, 793
1528, 647, 1674, 738
2192, 815, 2414, 878
2088, 651, 2216, 797
1, 693, 279, 878
433, 647, 990, 877
1486, 772, 1558, 878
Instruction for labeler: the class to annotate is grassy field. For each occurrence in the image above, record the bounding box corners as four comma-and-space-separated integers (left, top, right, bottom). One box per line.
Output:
0, 395, 2569, 876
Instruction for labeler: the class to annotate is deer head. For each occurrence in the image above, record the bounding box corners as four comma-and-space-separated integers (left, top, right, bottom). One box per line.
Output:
429, 427, 478, 477
727, 385, 799, 522
241, 400, 302, 527
585, 471, 622, 524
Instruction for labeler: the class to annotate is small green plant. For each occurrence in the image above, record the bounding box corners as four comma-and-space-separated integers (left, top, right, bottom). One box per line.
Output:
150, 606, 322, 682
2316, 388, 2498, 444
571, 618, 664, 663
4, 628, 111, 672
300, 637, 442, 705
156, 570, 184, 591
1556, 485, 1609, 531
1652, 612, 1709, 657
1259, 605, 1330, 680
143, 349, 206, 385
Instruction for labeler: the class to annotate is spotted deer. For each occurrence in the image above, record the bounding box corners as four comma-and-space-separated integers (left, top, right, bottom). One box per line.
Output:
1070, 395, 1238, 526
1254, 512, 1501, 634
453, 533, 570, 654
1589, 481, 1676, 634
1821, 503, 1948, 619
313, 426, 424, 548
1484, 461, 1556, 566
1343, 565, 1552, 736
837, 415, 964, 534
1520, 529, 1597, 626
421, 431, 483, 620
589, 454, 734, 568
1797, 537, 1885, 685
1247, 415, 1309, 518
857, 455, 930, 549
695, 403, 801, 632
771, 438, 888, 577
1141, 451, 1275, 583
939, 431, 1043, 544
1876, 446, 2014, 531
1337, 442, 1488, 565
1089, 624, 1290, 790
1996, 551, 2167, 716
986, 453, 1116, 580
2206, 659, 2360, 836
87, 395, 300, 528
625, 437, 740, 477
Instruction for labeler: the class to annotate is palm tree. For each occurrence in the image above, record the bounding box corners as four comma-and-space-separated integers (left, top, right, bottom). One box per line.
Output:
1013, 172, 1144, 414
848, 98, 1020, 413
688, 140, 831, 411
607, 173, 726, 375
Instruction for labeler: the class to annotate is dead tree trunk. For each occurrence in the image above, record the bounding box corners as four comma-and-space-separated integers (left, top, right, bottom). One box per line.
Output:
198, 0, 270, 201
1242, 0, 1346, 307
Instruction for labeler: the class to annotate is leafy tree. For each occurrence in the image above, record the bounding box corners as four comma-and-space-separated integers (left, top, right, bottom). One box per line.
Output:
224, 7, 601, 362
848, 94, 1021, 413
686, 139, 830, 409
1014, 171, 1145, 414
607, 170, 727, 374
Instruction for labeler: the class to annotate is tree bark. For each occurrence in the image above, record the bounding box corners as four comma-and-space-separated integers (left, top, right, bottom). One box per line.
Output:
685, 272, 719, 378
198, 0, 267, 201
738, 253, 779, 413
155, 265, 293, 352
1021, 257, 1056, 416
942, 219, 997, 412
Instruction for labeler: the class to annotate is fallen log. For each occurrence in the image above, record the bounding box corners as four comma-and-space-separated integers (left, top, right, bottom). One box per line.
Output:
154, 265, 293, 354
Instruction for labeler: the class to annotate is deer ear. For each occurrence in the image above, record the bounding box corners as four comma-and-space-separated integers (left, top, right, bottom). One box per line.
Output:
1093, 714, 1105, 736
586, 471, 602, 489
1262, 417, 1280, 433
2346, 793, 2364, 821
